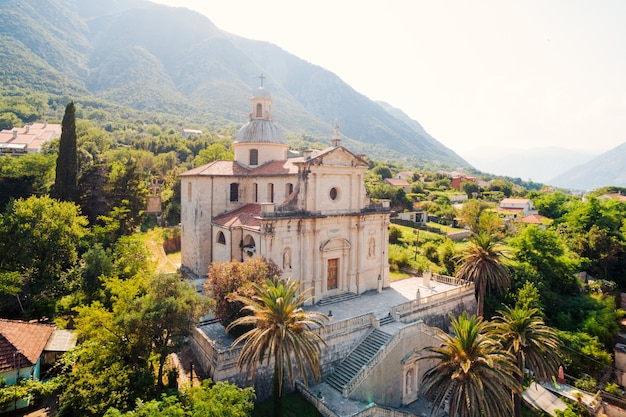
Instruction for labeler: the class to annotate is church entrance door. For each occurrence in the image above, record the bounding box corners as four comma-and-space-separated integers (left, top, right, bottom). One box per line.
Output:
327, 258, 338, 289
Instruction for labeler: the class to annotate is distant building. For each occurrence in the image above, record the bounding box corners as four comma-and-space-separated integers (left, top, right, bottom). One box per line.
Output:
181, 128, 203, 139
497, 198, 536, 218
0, 122, 61, 155
384, 177, 411, 192
517, 213, 552, 229
396, 210, 426, 225
451, 174, 477, 191
599, 193, 626, 203
0, 319, 75, 412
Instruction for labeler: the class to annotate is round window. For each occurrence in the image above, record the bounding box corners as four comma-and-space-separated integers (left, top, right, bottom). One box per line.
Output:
329, 187, 338, 200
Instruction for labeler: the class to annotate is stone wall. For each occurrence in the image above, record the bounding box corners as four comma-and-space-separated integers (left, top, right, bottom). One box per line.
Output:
190, 285, 475, 403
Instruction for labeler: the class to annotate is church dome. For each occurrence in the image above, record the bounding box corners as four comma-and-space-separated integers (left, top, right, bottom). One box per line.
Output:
236, 119, 286, 144
235, 82, 286, 144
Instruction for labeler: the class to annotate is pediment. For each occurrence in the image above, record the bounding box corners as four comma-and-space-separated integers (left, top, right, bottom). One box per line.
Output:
320, 237, 351, 252
309, 146, 368, 168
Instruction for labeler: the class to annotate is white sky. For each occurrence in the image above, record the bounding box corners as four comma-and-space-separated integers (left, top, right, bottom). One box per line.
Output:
150, 0, 626, 155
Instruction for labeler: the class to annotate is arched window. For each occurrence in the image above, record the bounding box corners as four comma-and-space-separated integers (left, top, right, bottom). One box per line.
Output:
268, 183, 274, 203
256, 103, 263, 117
216, 232, 226, 244
249, 149, 258, 165
230, 183, 239, 202
285, 183, 293, 196
253, 183, 258, 202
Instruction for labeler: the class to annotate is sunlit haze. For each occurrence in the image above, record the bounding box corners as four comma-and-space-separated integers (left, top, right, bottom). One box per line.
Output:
149, 0, 626, 159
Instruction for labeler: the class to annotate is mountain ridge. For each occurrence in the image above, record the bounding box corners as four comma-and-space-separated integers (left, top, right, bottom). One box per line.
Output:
0, 0, 470, 169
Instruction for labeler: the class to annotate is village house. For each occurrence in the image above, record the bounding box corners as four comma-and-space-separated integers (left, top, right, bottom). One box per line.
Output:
497, 197, 537, 219
450, 174, 477, 191
0, 122, 61, 156
384, 177, 411, 193
0, 319, 75, 412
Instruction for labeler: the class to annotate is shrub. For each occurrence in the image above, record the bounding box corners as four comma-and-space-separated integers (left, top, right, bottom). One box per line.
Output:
206, 257, 281, 331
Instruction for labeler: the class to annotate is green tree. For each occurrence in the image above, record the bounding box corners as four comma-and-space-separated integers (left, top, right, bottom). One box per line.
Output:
194, 143, 234, 166
53, 101, 78, 202
419, 312, 520, 417
104, 379, 255, 417
133, 274, 212, 388
107, 159, 149, 236
0, 153, 56, 209
227, 278, 329, 417
458, 199, 489, 234
455, 233, 510, 317
0, 111, 21, 130
460, 181, 479, 198
489, 305, 562, 417
510, 225, 579, 294
0, 195, 88, 317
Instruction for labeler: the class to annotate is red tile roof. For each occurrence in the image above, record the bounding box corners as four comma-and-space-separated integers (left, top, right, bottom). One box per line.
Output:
212, 204, 261, 229
518, 214, 551, 224
0, 320, 55, 372
0, 122, 61, 153
384, 178, 410, 187
180, 160, 298, 177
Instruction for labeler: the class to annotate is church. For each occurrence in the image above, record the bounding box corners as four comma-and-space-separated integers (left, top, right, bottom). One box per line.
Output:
179, 84, 391, 302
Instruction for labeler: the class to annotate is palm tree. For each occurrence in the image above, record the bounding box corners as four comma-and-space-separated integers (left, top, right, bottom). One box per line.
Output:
419, 312, 521, 417
227, 277, 329, 417
455, 232, 510, 317
489, 305, 562, 417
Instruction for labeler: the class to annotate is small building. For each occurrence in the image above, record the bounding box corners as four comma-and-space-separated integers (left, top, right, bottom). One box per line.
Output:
517, 213, 552, 229
181, 128, 203, 139
0, 320, 64, 412
384, 178, 411, 193
451, 174, 477, 191
0, 122, 61, 155
396, 211, 426, 225
497, 198, 537, 219
599, 193, 626, 203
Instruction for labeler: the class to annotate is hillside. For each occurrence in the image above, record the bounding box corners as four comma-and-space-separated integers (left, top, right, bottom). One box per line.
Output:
548, 142, 626, 191
0, 0, 470, 169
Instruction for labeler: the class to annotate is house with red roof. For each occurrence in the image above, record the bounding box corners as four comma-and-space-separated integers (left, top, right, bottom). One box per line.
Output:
451, 174, 477, 191
0, 122, 61, 155
0, 320, 54, 411
384, 177, 411, 192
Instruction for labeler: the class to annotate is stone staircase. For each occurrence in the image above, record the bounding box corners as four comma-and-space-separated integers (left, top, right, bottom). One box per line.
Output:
316, 292, 360, 306
379, 314, 395, 326
326, 328, 392, 393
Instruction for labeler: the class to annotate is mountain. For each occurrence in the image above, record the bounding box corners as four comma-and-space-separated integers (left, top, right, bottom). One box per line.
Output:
460, 146, 597, 183
548, 142, 626, 191
0, 0, 470, 170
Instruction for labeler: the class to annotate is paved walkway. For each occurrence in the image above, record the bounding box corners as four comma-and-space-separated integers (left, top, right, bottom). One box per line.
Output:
305, 276, 458, 322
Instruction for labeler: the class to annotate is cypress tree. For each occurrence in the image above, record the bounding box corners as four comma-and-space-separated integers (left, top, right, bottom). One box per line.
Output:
53, 101, 78, 202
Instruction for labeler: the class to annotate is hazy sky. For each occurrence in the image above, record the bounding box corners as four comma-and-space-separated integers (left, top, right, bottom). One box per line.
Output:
150, 0, 626, 156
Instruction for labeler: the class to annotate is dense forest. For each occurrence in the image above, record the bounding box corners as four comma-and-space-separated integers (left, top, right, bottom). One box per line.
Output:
1, 93, 626, 416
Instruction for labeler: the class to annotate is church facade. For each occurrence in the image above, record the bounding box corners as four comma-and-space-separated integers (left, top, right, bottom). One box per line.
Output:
179, 86, 390, 302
